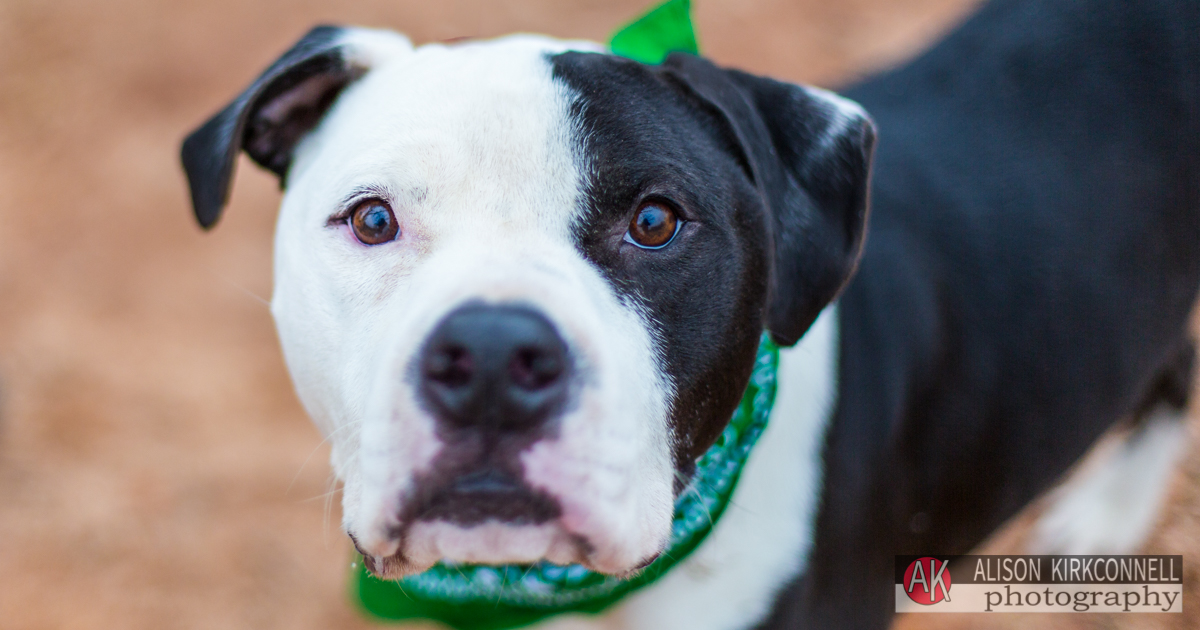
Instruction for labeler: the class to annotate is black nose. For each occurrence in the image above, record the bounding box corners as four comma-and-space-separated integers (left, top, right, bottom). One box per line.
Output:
417, 304, 571, 432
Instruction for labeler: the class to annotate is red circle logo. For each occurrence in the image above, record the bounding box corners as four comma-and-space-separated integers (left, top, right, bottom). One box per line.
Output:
903, 557, 952, 605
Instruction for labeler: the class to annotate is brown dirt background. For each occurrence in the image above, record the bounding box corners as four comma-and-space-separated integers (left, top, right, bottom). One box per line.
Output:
1, 0, 1196, 629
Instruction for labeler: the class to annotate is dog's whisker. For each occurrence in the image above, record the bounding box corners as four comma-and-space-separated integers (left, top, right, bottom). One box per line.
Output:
287, 419, 363, 498
323, 476, 342, 548
299, 486, 342, 503
286, 440, 332, 498
207, 270, 271, 308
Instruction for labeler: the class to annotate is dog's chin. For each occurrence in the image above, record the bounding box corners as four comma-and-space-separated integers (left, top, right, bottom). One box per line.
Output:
359, 520, 661, 580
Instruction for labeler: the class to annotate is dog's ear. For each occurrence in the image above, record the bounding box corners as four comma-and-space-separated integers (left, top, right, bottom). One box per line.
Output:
181, 26, 410, 229
660, 53, 876, 346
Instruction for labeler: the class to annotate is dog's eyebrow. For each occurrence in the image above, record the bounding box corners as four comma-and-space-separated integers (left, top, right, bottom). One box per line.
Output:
326, 184, 396, 225
343, 184, 394, 206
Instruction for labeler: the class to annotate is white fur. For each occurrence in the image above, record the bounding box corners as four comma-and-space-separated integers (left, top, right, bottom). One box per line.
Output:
802, 85, 869, 150
1030, 405, 1188, 555
271, 32, 671, 576
532, 308, 840, 630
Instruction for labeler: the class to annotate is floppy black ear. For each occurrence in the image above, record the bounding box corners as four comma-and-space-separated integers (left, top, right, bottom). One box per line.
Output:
660, 53, 876, 346
181, 25, 364, 229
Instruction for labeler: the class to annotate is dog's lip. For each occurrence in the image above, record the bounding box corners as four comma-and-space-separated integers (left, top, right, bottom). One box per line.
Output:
630, 551, 660, 572
351, 523, 634, 578
354, 474, 660, 578
400, 467, 563, 527
448, 467, 521, 494
348, 532, 390, 570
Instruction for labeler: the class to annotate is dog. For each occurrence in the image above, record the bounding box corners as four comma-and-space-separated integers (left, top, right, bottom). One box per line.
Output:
180, 0, 1199, 627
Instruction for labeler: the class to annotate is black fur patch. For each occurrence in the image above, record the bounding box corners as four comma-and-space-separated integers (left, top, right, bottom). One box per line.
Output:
551, 51, 874, 472
552, 52, 773, 470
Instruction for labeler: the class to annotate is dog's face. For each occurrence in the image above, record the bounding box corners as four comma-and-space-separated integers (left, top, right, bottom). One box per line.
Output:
182, 27, 874, 578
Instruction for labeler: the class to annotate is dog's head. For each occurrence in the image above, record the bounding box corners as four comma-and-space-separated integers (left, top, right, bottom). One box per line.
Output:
182, 26, 874, 578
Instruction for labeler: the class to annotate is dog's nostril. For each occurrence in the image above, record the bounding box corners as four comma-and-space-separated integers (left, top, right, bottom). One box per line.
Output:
510, 346, 564, 390
417, 303, 571, 432
426, 345, 474, 388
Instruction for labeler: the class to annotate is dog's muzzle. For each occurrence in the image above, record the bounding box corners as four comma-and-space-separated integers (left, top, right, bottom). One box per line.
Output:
402, 303, 573, 527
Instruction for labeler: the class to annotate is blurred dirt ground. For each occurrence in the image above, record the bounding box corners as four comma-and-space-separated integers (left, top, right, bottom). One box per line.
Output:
2, 0, 1196, 629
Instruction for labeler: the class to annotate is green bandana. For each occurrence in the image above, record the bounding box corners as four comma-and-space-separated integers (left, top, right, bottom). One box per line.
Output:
354, 4, 777, 629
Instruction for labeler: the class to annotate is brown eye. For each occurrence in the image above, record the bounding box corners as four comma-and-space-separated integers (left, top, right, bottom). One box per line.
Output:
625, 201, 680, 249
350, 199, 399, 245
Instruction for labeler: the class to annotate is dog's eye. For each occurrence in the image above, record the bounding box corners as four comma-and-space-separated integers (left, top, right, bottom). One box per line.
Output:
349, 199, 399, 245
625, 201, 681, 249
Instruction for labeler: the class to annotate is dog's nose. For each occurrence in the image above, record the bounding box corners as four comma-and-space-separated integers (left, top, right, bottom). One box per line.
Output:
418, 304, 570, 432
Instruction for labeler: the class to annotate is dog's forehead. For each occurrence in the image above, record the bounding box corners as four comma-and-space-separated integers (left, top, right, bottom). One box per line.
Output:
344, 36, 575, 133
287, 35, 607, 235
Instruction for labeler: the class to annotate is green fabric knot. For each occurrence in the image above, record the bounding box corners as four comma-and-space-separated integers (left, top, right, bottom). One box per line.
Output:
609, 0, 698, 64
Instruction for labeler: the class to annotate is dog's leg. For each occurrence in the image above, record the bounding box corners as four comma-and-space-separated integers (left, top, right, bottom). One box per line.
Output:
1029, 406, 1189, 555
1030, 343, 1195, 555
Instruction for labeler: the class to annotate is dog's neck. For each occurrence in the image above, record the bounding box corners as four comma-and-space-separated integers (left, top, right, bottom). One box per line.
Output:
541, 307, 839, 630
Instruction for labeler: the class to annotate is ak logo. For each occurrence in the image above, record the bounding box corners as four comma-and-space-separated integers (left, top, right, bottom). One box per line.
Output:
904, 557, 953, 605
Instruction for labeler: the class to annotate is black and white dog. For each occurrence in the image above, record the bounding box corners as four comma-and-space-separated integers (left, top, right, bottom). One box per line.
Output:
181, 0, 1199, 627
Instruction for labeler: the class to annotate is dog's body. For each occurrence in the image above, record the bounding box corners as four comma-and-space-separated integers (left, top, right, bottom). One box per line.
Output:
181, 0, 1199, 628
773, 0, 1200, 626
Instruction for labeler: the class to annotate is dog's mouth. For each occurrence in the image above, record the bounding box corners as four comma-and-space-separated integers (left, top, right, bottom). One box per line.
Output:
405, 467, 562, 526
354, 525, 658, 580
354, 467, 610, 577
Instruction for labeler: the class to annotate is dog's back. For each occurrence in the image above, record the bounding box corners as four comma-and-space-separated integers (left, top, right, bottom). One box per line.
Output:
764, 0, 1200, 626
